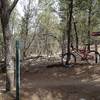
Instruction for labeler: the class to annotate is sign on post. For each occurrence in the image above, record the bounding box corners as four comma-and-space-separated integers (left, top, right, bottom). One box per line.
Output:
91, 32, 100, 63
91, 32, 100, 36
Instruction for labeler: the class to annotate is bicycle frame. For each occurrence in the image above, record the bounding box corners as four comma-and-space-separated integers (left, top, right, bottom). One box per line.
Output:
71, 47, 93, 61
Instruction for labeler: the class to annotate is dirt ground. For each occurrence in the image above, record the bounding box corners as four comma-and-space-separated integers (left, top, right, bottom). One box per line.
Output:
21, 62, 100, 100
0, 62, 100, 100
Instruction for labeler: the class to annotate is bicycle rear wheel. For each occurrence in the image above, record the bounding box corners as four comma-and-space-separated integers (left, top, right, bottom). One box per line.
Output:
62, 53, 76, 66
87, 51, 100, 64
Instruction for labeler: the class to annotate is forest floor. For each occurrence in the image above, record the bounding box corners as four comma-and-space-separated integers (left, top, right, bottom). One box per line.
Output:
0, 61, 100, 100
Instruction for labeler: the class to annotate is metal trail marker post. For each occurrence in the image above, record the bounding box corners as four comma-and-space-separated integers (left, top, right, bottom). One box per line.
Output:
16, 40, 20, 100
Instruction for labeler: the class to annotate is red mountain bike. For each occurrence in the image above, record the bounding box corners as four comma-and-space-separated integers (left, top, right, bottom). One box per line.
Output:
62, 45, 100, 66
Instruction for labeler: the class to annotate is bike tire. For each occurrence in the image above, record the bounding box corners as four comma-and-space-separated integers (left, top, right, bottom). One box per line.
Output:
87, 50, 100, 64
62, 53, 76, 67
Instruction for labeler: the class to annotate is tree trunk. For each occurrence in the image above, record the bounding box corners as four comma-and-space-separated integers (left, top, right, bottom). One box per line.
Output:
1, 17, 14, 91
61, 31, 67, 63
73, 21, 78, 51
87, 5, 91, 51
0, 0, 19, 92
62, 31, 67, 54
66, 0, 73, 64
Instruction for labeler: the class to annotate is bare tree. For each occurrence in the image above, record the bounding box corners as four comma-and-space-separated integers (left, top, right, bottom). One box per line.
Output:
73, 16, 79, 51
0, 0, 19, 91
66, 0, 73, 64
87, 1, 92, 51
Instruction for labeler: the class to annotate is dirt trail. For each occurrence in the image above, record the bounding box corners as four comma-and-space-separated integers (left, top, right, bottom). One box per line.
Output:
20, 64, 100, 100
0, 63, 100, 100
22, 78, 100, 90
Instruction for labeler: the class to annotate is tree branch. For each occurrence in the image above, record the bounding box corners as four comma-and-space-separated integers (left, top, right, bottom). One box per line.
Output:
8, 0, 19, 14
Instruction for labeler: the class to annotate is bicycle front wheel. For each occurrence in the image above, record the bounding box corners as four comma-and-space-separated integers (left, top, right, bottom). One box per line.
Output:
62, 53, 76, 66
87, 51, 100, 64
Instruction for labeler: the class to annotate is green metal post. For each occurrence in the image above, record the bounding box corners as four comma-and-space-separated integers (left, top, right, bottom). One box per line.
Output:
16, 40, 20, 100
95, 40, 97, 63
